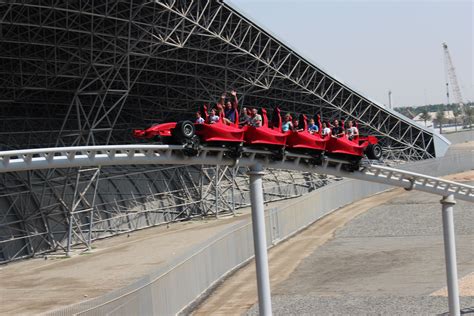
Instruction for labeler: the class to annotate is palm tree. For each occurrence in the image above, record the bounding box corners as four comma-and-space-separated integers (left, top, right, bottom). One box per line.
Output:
452, 108, 461, 132
464, 106, 473, 130
436, 110, 445, 133
420, 109, 431, 127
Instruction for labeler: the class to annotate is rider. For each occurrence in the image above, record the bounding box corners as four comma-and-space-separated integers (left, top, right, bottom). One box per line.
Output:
292, 116, 303, 132
218, 90, 238, 125
240, 107, 252, 126
281, 113, 293, 132
250, 108, 262, 127
331, 119, 345, 138
308, 118, 319, 134
195, 112, 205, 124
208, 108, 220, 124
321, 122, 331, 136
346, 120, 359, 140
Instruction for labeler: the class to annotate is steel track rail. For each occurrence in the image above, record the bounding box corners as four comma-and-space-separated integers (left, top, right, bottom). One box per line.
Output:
0, 145, 472, 202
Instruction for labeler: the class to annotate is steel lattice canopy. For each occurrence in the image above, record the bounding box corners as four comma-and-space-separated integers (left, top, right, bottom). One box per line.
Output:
0, 0, 449, 160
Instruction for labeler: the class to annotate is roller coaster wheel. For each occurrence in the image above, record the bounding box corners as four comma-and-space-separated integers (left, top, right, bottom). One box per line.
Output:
228, 143, 243, 159
182, 135, 200, 156
346, 163, 360, 172
366, 144, 382, 160
309, 154, 324, 165
190, 135, 200, 151
271, 147, 286, 160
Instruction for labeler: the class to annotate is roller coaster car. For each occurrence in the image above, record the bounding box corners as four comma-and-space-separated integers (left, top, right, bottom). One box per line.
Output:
194, 105, 244, 145
325, 131, 382, 161
244, 108, 287, 148
132, 105, 244, 155
285, 114, 327, 155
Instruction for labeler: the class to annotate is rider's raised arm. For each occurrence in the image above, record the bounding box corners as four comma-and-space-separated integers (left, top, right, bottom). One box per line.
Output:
230, 90, 238, 109
217, 92, 226, 108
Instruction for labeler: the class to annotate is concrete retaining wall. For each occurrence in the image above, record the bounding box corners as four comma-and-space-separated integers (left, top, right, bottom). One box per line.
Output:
400, 148, 473, 177
47, 147, 473, 316
444, 130, 474, 144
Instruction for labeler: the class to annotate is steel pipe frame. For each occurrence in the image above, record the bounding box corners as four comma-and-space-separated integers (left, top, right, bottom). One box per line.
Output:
440, 194, 460, 316
0, 0, 443, 160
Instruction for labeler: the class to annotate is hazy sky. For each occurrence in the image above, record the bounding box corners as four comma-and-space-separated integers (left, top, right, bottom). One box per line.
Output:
228, 0, 473, 108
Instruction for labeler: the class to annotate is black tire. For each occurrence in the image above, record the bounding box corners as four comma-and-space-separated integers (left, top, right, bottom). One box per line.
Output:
182, 135, 200, 156
343, 163, 360, 172
309, 155, 323, 166
366, 144, 382, 160
227, 142, 243, 159
271, 147, 286, 161
173, 120, 195, 142
190, 135, 200, 151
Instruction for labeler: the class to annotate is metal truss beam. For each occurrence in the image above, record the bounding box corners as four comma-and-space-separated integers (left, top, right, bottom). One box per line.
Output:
0, 145, 472, 202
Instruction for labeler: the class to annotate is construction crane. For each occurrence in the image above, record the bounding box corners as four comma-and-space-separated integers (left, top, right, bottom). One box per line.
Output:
442, 42, 464, 114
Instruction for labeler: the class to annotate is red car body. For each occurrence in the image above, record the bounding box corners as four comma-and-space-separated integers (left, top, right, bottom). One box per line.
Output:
285, 114, 327, 153
325, 136, 366, 157
133, 122, 176, 140
195, 105, 244, 144
133, 104, 244, 144
324, 120, 379, 159
243, 108, 286, 147
195, 122, 244, 143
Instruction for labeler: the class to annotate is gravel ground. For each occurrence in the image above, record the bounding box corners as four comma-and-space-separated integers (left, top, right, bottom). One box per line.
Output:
247, 295, 474, 315
337, 190, 474, 238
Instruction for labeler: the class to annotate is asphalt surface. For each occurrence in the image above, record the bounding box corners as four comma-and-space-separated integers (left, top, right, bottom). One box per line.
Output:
247, 183, 474, 315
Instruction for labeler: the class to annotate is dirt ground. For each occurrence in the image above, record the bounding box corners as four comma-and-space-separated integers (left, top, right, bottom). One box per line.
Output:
432, 273, 474, 297
444, 170, 474, 182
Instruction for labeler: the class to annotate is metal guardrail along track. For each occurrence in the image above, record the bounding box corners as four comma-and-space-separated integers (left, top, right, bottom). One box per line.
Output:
0, 145, 472, 202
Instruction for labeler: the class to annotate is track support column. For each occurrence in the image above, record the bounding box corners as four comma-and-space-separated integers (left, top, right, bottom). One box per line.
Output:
215, 165, 219, 218
440, 194, 460, 316
248, 163, 272, 316
66, 212, 73, 256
